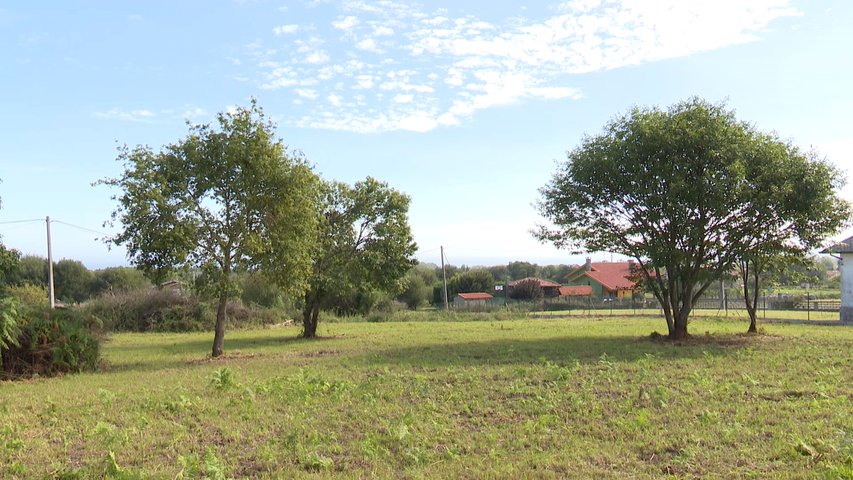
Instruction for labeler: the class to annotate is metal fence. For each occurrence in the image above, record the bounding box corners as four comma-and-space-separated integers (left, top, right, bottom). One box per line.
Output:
450, 291, 842, 322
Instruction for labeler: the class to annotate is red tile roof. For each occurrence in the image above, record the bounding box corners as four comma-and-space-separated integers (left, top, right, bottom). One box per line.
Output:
559, 285, 593, 296
577, 262, 639, 291
456, 292, 493, 301
508, 277, 561, 288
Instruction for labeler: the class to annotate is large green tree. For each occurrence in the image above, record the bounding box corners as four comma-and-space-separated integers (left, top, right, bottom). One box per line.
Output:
302, 177, 416, 338
536, 98, 849, 339
102, 102, 320, 356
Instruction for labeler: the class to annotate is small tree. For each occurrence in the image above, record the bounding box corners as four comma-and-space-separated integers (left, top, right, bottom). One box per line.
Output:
102, 102, 320, 356
302, 177, 416, 338
509, 278, 543, 301
398, 266, 436, 310
53, 259, 94, 303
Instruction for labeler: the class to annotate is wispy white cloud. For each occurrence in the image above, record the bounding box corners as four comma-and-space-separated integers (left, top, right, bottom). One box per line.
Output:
273, 24, 300, 35
94, 105, 214, 123
94, 108, 156, 122
332, 15, 359, 31
248, 0, 800, 133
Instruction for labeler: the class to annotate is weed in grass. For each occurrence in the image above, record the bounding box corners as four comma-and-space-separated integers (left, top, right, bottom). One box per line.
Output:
209, 367, 238, 390
302, 451, 334, 471
163, 394, 195, 414
176, 447, 230, 480
103, 450, 144, 480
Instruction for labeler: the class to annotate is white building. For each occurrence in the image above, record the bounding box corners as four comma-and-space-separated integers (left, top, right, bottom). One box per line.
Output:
824, 236, 853, 324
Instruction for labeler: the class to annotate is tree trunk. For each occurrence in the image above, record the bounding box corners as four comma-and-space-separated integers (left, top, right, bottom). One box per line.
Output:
741, 260, 759, 334
212, 292, 228, 357
671, 311, 690, 340
302, 292, 320, 338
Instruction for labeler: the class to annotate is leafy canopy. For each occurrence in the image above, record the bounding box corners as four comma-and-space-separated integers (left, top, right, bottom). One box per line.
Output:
302, 177, 416, 337
101, 101, 320, 355
536, 97, 849, 338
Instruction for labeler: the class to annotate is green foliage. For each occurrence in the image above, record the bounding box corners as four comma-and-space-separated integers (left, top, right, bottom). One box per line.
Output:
537, 97, 850, 338
397, 266, 436, 309
302, 177, 417, 337
209, 367, 238, 390
238, 271, 285, 308
508, 278, 543, 300
5, 283, 49, 309
82, 289, 283, 333
0, 246, 21, 285
0, 298, 22, 370
1, 308, 99, 379
449, 268, 495, 296
100, 100, 320, 356
91, 267, 150, 296
4, 254, 46, 287
53, 259, 94, 303
506, 261, 540, 281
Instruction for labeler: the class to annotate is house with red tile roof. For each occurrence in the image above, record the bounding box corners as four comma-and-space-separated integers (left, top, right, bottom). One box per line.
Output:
564, 258, 641, 299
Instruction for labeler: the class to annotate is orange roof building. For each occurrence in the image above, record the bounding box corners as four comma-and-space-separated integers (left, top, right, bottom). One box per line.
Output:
564, 259, 641, 299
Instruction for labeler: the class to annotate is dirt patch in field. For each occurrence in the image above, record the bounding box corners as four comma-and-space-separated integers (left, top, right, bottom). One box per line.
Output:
299, 349, 341, 358
186, 352, 258, 364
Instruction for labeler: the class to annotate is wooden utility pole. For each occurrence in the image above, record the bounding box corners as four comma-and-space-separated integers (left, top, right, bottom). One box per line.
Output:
440, 245, 449, 310
46, 216, 55, 309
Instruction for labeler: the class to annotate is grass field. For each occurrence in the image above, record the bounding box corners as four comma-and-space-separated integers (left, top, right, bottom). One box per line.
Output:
1, 316, 851, 478
535, 308, 841, 322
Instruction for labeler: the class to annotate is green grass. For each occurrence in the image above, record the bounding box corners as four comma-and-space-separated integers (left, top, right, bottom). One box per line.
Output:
538, 307, 841, 322
1, 316, 852, 478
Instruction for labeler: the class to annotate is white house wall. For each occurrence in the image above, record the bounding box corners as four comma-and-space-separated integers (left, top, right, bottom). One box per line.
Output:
841, 252, 853, 324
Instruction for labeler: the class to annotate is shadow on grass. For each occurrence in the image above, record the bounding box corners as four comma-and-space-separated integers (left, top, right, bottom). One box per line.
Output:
101, 331, 310, 374
367, 334, 748, 368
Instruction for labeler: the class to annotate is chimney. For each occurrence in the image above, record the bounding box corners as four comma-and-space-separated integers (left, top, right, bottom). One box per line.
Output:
584, 257, 591, 272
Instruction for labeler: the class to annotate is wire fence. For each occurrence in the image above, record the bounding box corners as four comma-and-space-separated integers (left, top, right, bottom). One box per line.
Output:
450, 291, 842, 322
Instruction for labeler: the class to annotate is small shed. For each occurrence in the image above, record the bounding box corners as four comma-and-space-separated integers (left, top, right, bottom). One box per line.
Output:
453, 292, 493, 306
823, 237, 853, 324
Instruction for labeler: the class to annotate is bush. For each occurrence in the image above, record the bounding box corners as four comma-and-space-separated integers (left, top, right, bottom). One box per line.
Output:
5, 283, 49, 309
83, 289, 289, 332
1, 308, 100, 379
84, 289, 210, 332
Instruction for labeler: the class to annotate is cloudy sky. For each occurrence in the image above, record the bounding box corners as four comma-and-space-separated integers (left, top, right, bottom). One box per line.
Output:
1, 1, 852, 268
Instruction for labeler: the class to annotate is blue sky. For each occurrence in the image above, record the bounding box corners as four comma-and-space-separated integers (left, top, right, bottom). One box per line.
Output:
1, 0, 852, 269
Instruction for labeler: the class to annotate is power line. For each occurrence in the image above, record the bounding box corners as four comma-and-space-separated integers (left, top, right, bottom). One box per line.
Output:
0, 218, 43, 225
51, 219, 109, 236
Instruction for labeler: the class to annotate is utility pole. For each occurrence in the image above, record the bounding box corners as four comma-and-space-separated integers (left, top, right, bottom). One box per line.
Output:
440, 245, 449, 310
46, 216, 56, 309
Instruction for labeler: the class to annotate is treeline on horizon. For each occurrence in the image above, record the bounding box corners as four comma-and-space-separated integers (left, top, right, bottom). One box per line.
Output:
1, 255, 838, 310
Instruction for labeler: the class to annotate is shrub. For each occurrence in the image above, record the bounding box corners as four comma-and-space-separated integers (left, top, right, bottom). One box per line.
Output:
4, 283, 49, 309
1, 308, 100, 379
83, 288, 288, 332
84, 289, 210, 332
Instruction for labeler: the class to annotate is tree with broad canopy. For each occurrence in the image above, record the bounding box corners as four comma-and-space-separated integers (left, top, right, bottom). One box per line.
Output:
101, 101, 320, 356
301, 177, 416, 338
536, 98, 849, 339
